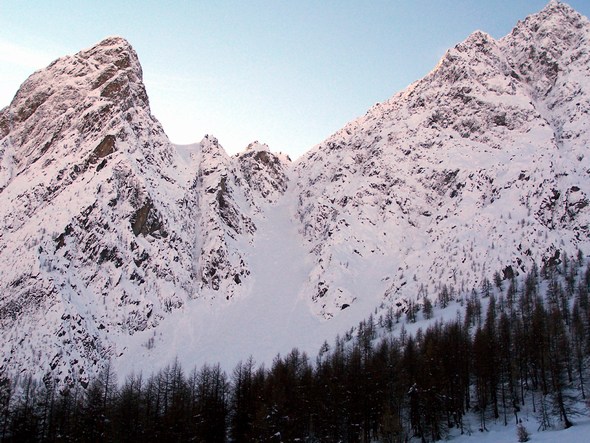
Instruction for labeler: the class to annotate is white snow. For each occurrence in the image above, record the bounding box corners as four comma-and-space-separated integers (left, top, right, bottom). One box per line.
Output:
115, 173, 391, 374
449, 415, 590, 443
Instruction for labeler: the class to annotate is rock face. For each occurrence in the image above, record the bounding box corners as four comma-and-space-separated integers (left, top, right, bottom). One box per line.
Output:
0, 36, 184, 386
294, 0, 590, 316
0, 38, 291, 385
1, 2, 590, 384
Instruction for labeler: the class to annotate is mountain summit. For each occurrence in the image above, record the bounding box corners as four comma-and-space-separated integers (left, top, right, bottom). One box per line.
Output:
1, 3, 590, 384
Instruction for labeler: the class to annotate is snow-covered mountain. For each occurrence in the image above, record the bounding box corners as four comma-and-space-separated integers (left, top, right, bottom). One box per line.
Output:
0, 37, 291, 385
1, 1, 590, 385
295, 0, 590, 317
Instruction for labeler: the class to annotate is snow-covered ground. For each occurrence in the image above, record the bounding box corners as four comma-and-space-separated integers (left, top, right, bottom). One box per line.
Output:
115, 173, 394, 374
450, 414, 590, 443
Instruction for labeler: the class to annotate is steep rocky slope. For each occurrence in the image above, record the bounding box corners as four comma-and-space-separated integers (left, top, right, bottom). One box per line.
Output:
1, 2, 590, 384
294, 0, 590, 317
0, 38, 290, 384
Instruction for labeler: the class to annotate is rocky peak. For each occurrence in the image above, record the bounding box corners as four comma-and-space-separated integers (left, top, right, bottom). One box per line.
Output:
7, 36, 146, 119
244, 140, 270, 152
427, 30, 507, 90
461, 30, 496, 48
199, 135, 227, 161
510, 0, 586, 34
501, 1, 590, 95
236, 142, 290, 204
79, 36, 149, 114
80, 36, 140, 72
197, 135, 233, 183
538, 0, 583, 23
508, 1, 588, 50
0, 35, 154, 190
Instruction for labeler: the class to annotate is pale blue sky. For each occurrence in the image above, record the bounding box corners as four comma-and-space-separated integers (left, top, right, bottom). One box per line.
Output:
1, 1, 589, 158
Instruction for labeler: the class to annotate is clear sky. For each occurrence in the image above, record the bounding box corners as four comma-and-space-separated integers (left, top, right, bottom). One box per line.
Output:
1, 1, 589, 158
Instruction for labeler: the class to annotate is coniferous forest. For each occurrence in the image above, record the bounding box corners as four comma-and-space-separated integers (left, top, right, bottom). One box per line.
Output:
2, 254, 590, 442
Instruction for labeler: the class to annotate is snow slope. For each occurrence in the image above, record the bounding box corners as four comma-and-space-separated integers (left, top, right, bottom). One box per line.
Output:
1, 1, 590, 384
115, 167, 394, 374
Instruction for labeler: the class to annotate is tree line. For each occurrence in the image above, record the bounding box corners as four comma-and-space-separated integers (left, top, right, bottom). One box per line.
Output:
1, 253, 590, 442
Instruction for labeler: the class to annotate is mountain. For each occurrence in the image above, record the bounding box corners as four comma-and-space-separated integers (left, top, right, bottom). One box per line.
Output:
0, 37, 291, 385
294, 0, 590, 317
1, 1, 590, 385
